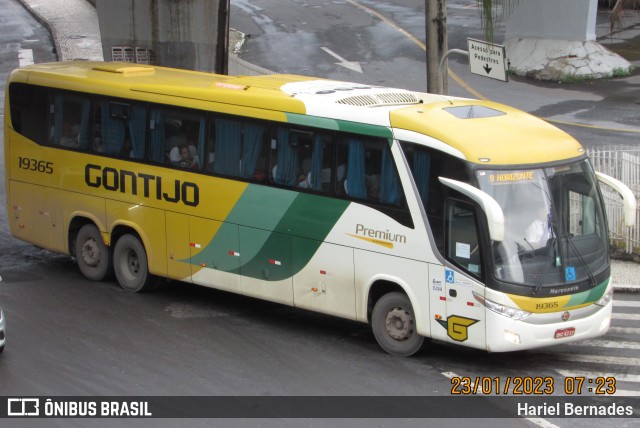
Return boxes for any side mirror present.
[439,177,505,242]
[595,171,637,227]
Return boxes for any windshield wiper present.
[565,234,597,287]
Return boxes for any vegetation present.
[601,0,640,30]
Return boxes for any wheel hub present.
[126,250,140,274]
[81,239,100,267]
[385,307,413,341]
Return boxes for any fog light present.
[599,316,610,332]
[503,330,521,344]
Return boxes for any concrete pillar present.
[95,0,229,73]
[504,0,631,80]
[505,0,597,42]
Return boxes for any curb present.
[15,0,60,61]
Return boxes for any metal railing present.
[588,146,640,253]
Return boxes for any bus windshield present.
[476,160,608,289]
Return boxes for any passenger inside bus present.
[174,144,199,169]
[59,121,79,147]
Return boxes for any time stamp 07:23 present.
[450,376,616,395]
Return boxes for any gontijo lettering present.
[84,164,199,206]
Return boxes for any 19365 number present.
[18,157,53,174]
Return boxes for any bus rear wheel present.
[75,224,112,281]
[371,292,424,356]
[113,234,155,292]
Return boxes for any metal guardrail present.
[588,147,640,253]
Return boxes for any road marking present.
[346,0,426,50]
[345,0,640,134]
[573,339,640,350]
[557,369,640,383]
[441,371,559,428]
[320,47,362,73]
[345,0,484,98]
[550,353,640,366]
[608,326,640,334]
[610,389,640,396]
[612,313,640,321]
[18,48,34,67]
[544,118,640,134]
[614,300,640,307]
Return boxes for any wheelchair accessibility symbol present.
[565,266,576,282]
[445,269,455,284]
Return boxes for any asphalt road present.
[0,1,639,427]
[231,0,640,148]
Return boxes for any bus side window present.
[270,126,300,187]
[50,91,91,150]
[208,116,267,181]
[9,83,49,146]
[307,133,334,193]
[89,100,146,159]
[150,106,204,169]
[268,126,334,192]
[127,104,147,159]
[338,135,403,206]
[401,141,474,252]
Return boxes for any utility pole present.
[425,0,448,94]
[216,0,230,74]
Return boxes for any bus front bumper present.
[484,300,612,352]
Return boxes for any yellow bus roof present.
[13,61,584,166]
[389,100,584,166]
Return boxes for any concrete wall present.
[96,0,227,72]
[505,0,598,42]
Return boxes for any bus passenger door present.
[189,217,241,294]
[442,200,486,350]
[239,226,293,305]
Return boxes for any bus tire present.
[75,224,112,281]
[371,292,424,356]
[113,234,155,293]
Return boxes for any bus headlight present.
[595,289,613,307]
[473,293,531,321]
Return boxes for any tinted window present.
[149,106,205,169]
[9,83,49,145]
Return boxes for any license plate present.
[554,327,576,339]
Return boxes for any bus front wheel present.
[371,292,424,356]
[113,234,155,293]
[75,224,112,281]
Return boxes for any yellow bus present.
[5,61,635,355]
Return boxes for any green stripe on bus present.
[238,192,349,280]
[285,112,393,139]
[565,278,609,307]
[190,186,349,280]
